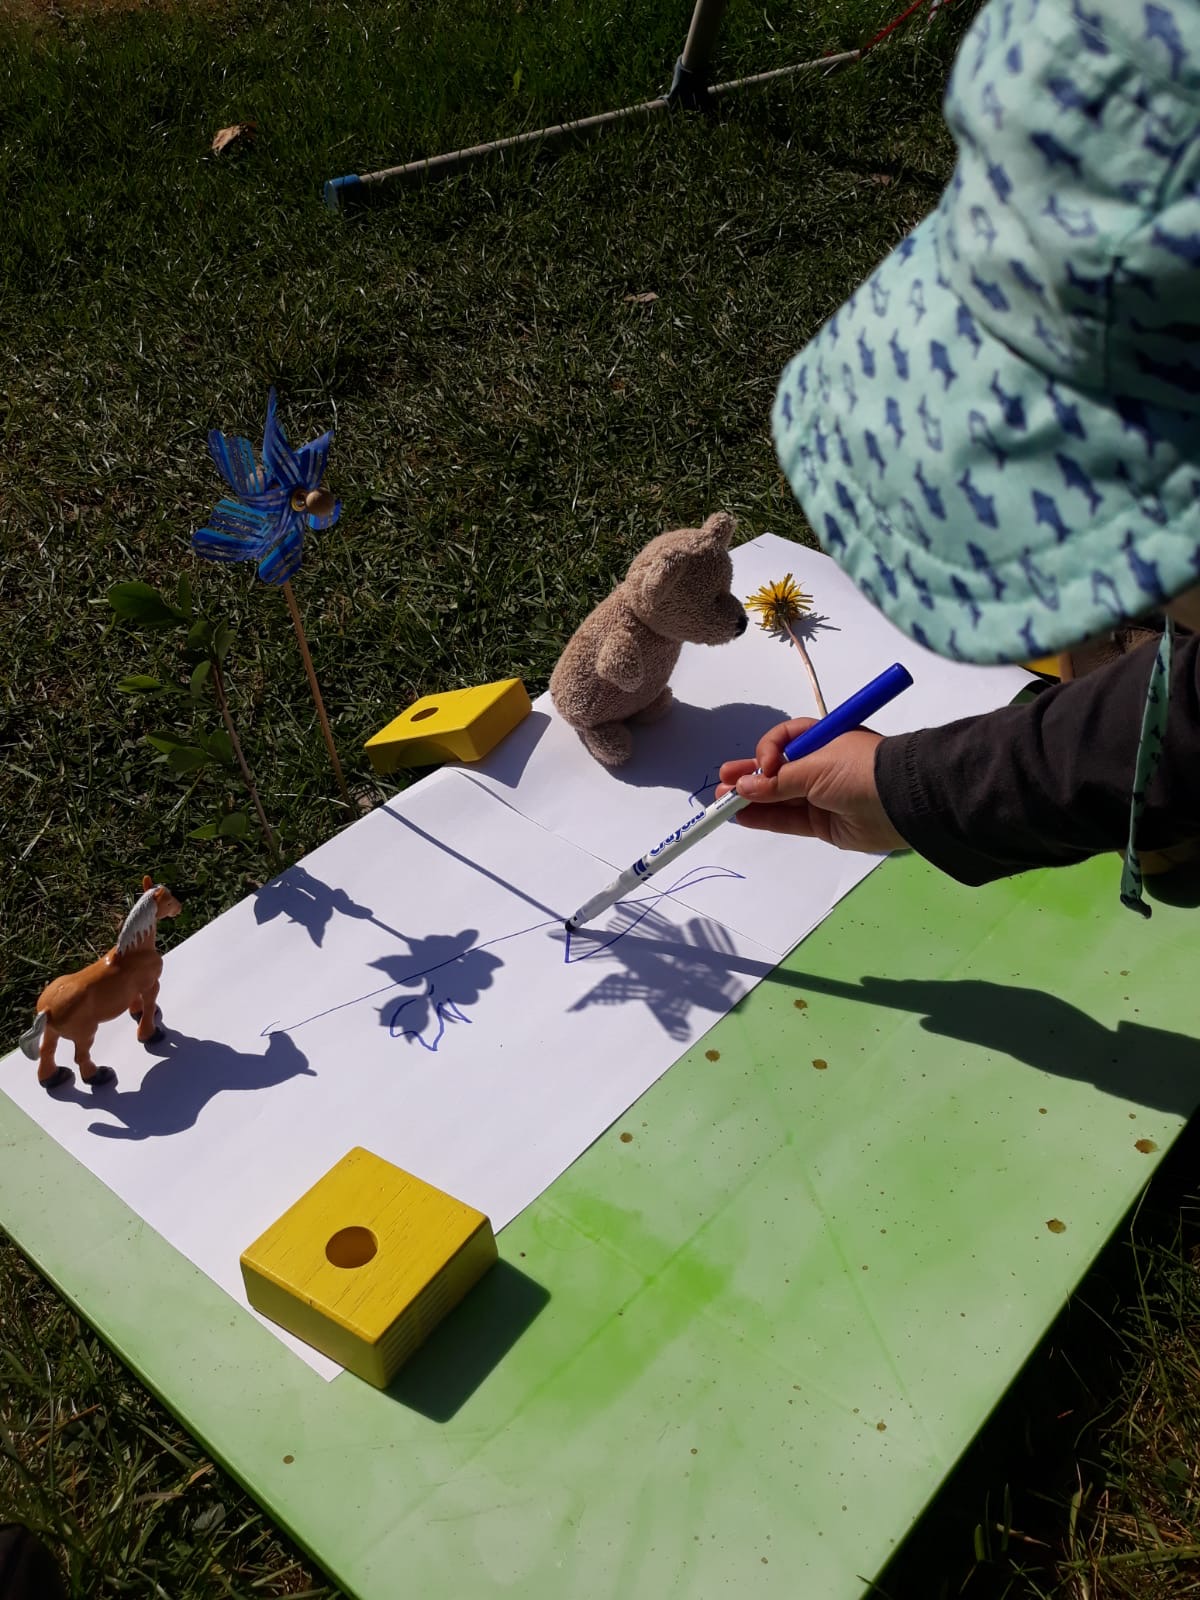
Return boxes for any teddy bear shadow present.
[53,1029,315,1141]
[612,698,792,797]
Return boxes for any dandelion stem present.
[784,620,827,716]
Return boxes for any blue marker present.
[564,663,914,931]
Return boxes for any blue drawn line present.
[389,991,473,1050]
[259,864,746,1049]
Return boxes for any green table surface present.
[2,848,1197,1599]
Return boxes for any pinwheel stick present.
[282,580,351,806]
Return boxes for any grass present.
[2,0,1198,1594]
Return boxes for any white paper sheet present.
[0,772,780,1375]
[470,535,1031,953]
[0,534,1030,1376]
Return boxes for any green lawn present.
[1,1,1197,1594]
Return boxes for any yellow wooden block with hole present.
[240,1147,498,1388]
[1025,655,1064,678]
[364,678,532,773]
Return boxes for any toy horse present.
[19,876,182,1091]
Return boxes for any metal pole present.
[327,96,670,205]
[323,2,879,208]
[668,0,730,108]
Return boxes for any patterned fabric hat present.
[772,0,1200,669]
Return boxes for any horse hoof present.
[140,1026,164,1046]
[84,1066,116,1090]
[40,1067,73,1092]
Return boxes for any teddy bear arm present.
[595,627,644,693]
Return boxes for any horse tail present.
[19,1012,46,1061]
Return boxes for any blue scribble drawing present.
[388,987,477,1051]
[261,863,748,1053]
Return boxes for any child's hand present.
[716,722,908,855]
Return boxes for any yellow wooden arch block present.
[240,1147,498,1387]
[364,678,532,773]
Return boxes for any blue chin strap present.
[1120,617,1175,917]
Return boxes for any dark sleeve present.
[874,633,1200,886]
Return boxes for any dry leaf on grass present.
[623,291,658,304]
[212,122,256,155]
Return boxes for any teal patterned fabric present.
[1119,616,1175,916]
[772,0,1200,668]
[771,0,1200,914]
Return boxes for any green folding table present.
[2,847,1196,1598]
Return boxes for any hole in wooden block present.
[326,1226,378,1268]
[410,706,438,722]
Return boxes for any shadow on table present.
[384,1259,549,1422]
[759,968,1200,1119]
[252,864,407,948]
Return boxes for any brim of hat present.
[772,212,1200,666]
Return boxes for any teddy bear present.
[550,511,747,766]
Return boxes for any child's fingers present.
[733,799,817,838]
[755,716,819,776]
[716,757,758,791]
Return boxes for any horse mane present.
[116,886,161,955]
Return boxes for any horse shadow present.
[370,931,505,1051]
[54,1029,315,1140]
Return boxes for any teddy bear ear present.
[627,544,693,612]
[700,511,736,549]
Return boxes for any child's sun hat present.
[771,0,1200,912]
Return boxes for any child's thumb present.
[734,771,776,801]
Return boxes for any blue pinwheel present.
[191,388,351,805]
[193,388,340,587]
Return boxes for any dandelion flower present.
[745,573,826,715]
[745,573,813,637]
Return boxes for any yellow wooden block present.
[364,678,532,773]
[1024,655,1064,678]
[240,1148,498,1387]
